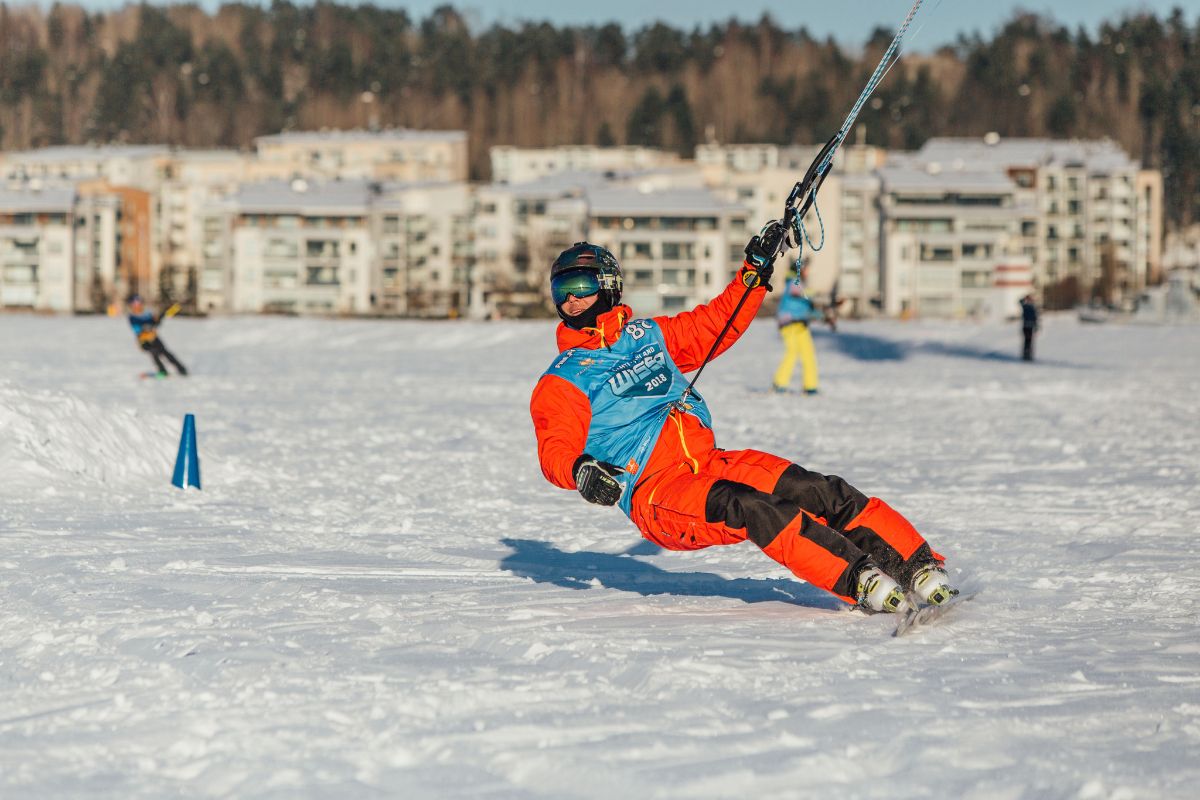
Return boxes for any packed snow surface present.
[1,312,1198,798]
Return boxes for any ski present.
[893,591,979,637]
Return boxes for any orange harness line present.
[581,309,628,349]
[669,408,701,474]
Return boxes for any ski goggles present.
[550,269,602,305]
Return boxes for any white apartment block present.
[205,178,471,316]
[586,188,751,314]
[696,143,888,309]
[490,146,683,185]
[474,168,748,317]
[879,164,1030,318]
[0,187,75,311]
[0,145,170,190]
[254,129,468,183]
[162,151,261,305]
[373,182,473,316]
[224,179,377,314]
[914,137,1162,306]
[838,173,883,317]
[0,184,124,313]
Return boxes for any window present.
[662,242,694,261]
[661,268,696,287]
[920,245,955,262]
[621,241,652,260]
[896,218,952,233]
[306,266,339,285]
[264,238,298,259]
[306,240,340,259]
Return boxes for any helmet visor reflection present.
[551,269,602,305]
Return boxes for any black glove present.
[742,219,788,290]
[573,455,625,506]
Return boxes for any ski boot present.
[909,563,959,606]
[855,566,908,613]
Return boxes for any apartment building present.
[254,129,468,183]
[913,137,1162,307]
[587,188,751,314]
[490,145,683,185]
[204,178,471,316]
[161,151,263,307]
[878,163,1031,318]
[0,186,75,311]
[0,145,169,189]
[473,175,589,316]
[475,167,747,317]
[838,172,883,317]
[0,183,126,313]
[223,179,376,314]
[1,146,170,303]
[373,182,473,316]
[696,143,888,309]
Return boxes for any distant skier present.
[772,260,821,395]
[1020,293,1039,361]
[529,233,956,614]
[127,294,188,377]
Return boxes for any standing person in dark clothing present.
[1020,294,1039,361]
[529,232,957,614]
[127,294,188,377]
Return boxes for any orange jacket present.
[530,264,766,494]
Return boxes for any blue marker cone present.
[172,413,201,490]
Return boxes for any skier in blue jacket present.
[772,260,822,394]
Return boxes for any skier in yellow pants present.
[772,261,820,395]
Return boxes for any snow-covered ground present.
[1,311,1198,798]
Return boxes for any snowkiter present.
[127,295,188,377]
[529,235,956,613]
[772,260,821,395]
[1020,294,1039,361]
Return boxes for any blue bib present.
[543,319,712,516]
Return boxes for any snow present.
[1,311,1198,798]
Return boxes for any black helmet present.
[550,242,622,308]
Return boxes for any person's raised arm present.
[657,221,787,373]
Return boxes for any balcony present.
[2,264,39,284]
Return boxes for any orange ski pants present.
[630,448,939,603]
